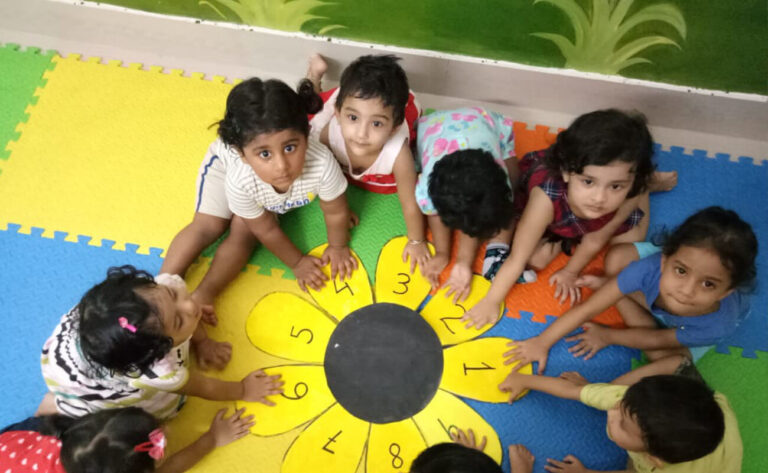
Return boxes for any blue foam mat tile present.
[647,147,768,357]
[0,228,163,428]
[471,312,639,471]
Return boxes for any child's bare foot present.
[649,170,677,192]
[35,393,57,416]
[559,371,589,386]
[574,274,606,290]
[508,444,535,473]
[306,53,328,93]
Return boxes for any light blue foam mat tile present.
[646,147,768,357]
[470,312,640,472]
[0,225,163,428]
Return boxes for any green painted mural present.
[95,0,766,95]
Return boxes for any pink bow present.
[118,317,137,333]
[134,428,166,460]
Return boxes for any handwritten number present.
[389,443,403,468]
[393,272,410,295]
[437,418,459,439]
[333,279,354,295]
[280,382,308,400]
[322,430,342,454]
[290,325,314,344]
[462,362,494,375]
[439,316,462,335]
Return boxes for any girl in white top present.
[161,77,357,299]
[38,266,283,420]
[306,54,429,274]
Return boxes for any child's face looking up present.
[335,95,397,157]
[563,160,634,220]
[239,129,308,193]
[138,283,202,347]
[658,245,734,316]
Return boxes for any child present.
[1,406,253,473]
[161,76,356,300]
[505,207,757,384]
[415,107,520,300]
[306,54,429,273]
[39,266,283,420]
[464,109,675,327]
[498,373,742,472]
[411,428,534,473]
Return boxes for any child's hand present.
[422,252,449,287]
[498,371,529,404]
[565,322,609,360]
[504,336,550,374]
[207,407,255,447]
[444,263,472,303]
[191,292,217,326]
[241,370,284,405]
[402,241,431,274]
[450,428,487,452]
[292,255,329,292]
[461,297,500,329]
[193,337,232,371]
[549,268,582,306]
[321,245,358,281]
[545,455,588,473]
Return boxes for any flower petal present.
[366,419,427,473]
[420,275,501,345]
[246,293,336,363]
[374,236,433,310]
[307,243,373,322]
[440,337,533,403]
[235,365,335,436]
[412,389,502,463]
[282,403,369,473]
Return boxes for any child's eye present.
[611,184,625,190]
[372,121,383,127]
[259,150,271,159]
[582,178,593,186]
[347,114,358,122]
[702,280,716,289]
[284,144,296,153]
[674,266,686,275]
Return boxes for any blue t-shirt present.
[616,252,746,358]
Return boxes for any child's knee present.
[604,243,639,275]
[191,214,230,240]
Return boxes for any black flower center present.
[324,303,443,424]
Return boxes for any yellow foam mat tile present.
[0,54,232,254]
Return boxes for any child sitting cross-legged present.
[499,372,742,473]
[37,266,283,420]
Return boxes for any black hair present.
[217,77,322,149]
[661,206,758,289]
[335,55,410,126]
[60,408,160,473]
[622,375,725,463]
[410,443,503,473]
[546,109,655,197]
[429,149,514,239]
[77,265,173,376]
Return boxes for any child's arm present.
[422,215,452,287]
[462,187,554,328]
[392,145,430,273]
[190,324,232,371]
[567,323,680,360]
[498,371,583,404]
[549,196,642,305]
[505,278,624,373]
[318,193,358,280]
[156,408,254,473]
[242,212,327,291]
[176,370,283,403]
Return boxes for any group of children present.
[1,53,757,473]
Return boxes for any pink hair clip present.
[118,317,137,333]
[133,428,166,460]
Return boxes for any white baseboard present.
[1,0,766,159]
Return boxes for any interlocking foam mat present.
[0,44,766,472]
